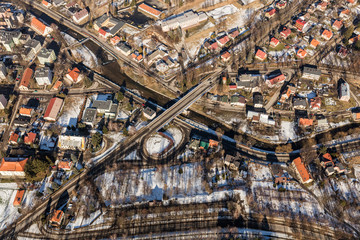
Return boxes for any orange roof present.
[281,28,291,38]
[299,118,313,126]
[270,37,279,46]
[268,74,285,85]
[51,210,64,224]
[67,67,80,82]
[266,8,276,16]
[52,80,63,90]
[221,51,231,60]
[24,132,37,144]
[310,38,319,48]
[98,28,107,36]
[136,54,143,61]
[322,29,333,39]
[323,153,332,162]
[9,133,19,143]
[58,161,72,170]
[20,68,33,89]
[13,190,25,207]
[317,2,327,9]
[110,36,121,45]
[341,9,350,15]
[332,20,343,30]
[210,42,219,50]
[218,35,230,45]
[138,3,162,17]
[348,0,355,3]
[31,17,46,35]
[297,48,307,58]
[209,139,219,148]
[19,107,32,116]
[0,158,28,172]
[356,112,360,119]
[42,0,49,6]
[293,157,311,183]
[255,49,267,60]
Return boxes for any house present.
[35,67,52,86]
[24,132,37,145]
[82,108,97,127]
[266,74,285,87]
[302,66,321,80]
[110,36,121,46]
[37,48,56,65]
[293,97,307,109]
[58,160,72,170]
[0,158,28,177]
[216,35,230,46]
[221,51,231,62]
[337,46,348,59]
[50,210,64,227]
[298,118,313,127]
[230,95,246,106]
[58,135,86,151]
[236,73,260,90]
[42,0,51,8]
[259,113,275,126]
[23,39,41,61]
[131,52,143,62]
[161,10,208,32]
[19,107,34,117]
[295,19,308,32]
[309,38,319,48]
[0,62,6,79]
[297,48,307,58]
[292,157,313,184]
[279,86,296,103]
[332,20,343,31]
[0,94,7,109]
[19,68,33,91]
[228,29,240,40]
[280,27,291,39]
[13,189,25,207]
[270,37,279,48]
[321,153,334,168]
[334,163,345,174]
[44,97,64,121]
[253,92,263,108]
[349,35,360,44]
[317,118,328,127]
[310,97,321,110]
[52,80,63,91]
[138,3,162,19]
[338,79,350,101]
[276,1,287,9]
[265,8,276,18]
[209,41,219,51]
[2,37,14,52]
[30,17,52,36]
[9,132,19,145]
[347,0,357,5]
[115,42,132,56]
[72,8,88,24]
[339,9,350,20]
[92,100,118,118]
[316,1,328,11]
[53,0,65,7]
[255,49,267,61]
[98,28,111,39]
[143,106,156,120]
[66,67,83,83]
[325,166,335,176]
[321,29,333,41]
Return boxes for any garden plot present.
[57,97,84,127]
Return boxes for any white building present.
[0,62,6,79]
[339,79,350,102]
[302,66,321,80]
[35,67,52,86]
[0,94,7,109]
[37,48,56,65]
[161,10,208,32]
[72,8,89,24]
[58,135,86,151]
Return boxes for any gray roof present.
[253,92,263,105]
[25,39,41,49]
[38,48,54,58]
[82,108,97,123]
[109,103,118,113]
[293,97,307,106]
[116,42,131,52]
[303,66,321,76]
[34,67,51,78]
[143,106,155,116]
[92,100,112,111]
[95,15,109,27]
[109,21,125,35]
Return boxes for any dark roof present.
[92,100,112,110]
[143,106,156,116]
[109,21,125,35]
[303,66,321,76]
[94,15,109,27]
[293,97,307,106]
[82,108,97,123]
[253,92,263,105]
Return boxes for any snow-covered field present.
[62,33,98,68]
[248,162,273,181]
[146,134,170,155]
[207,4,239,20]
[280,121,297,141]
[66,210,102,230]
[57,97,84,127]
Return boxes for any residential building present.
[266,74,285,88]
[72,8,89,24]
[161,10,208,32]
[292,157,313,184]
[110,36,121,46]
[280,27,291,39]
[276,0,287,9]
[22,39,41,61]
[302,66,321,80]
[19,68,33,91]
[66,67,83,83]
[0,158,28,177]
[293,97,307,109]
[19,107,34,117]
[58,135,86,151]
[30,17,52,36]
[270,37,279,48]
[92,100,118,118]
[115,42,132,56]
[44,97,64,121]
[58,160,72,170]
[255,49,267,61]
[0,94,7,109]
[143,106,156,120]
[9,133,19,145]
[316,1,328,11]
[221,51,231,62]
[138,3,162,19]
[42,0,51,8]
[321,29,333,40]
[310,97,321,110]
[13,189,25,207]
[131,52,143,62]
[253,92,263,108]
[37,48,56,65]
[2,37,14,52]
[332,20,343,31]
[259,113,275,126]
[98,28,111,38]
[339,9,350,20]
[309,38,319,48]
[216,35,230,47]
[82,108,97,127]
[265,8,276,18]
[228,29,240,40]
[34,67,52,86]
[338,79,350,101]
[52,80,63,91]
[236,73,260,90]
[297,48,307,58]
[298,118,313,127]
[50,210,64,227]
[337,46,348,59]
[334,163,345,174]
[0,62,6,79]
[295,19,308,32]
[24,132,37,145]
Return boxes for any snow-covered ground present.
[57,97,84,127]
[321,52,349,68]
[146,134,170,155]
[207,4,239,20]
[39,135,57,151]
[248,162,273,181]
[0,183,20,231]
[62,33,98,68]
[66,209,102,230]
[280,121,297,141]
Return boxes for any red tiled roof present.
[31,17,46,35]
[310,97,321,109]
[98,28,107,36]
[221,51,231,60]
[44,97,63,121]
[0,158,28,172]
[255,49,267,60]
[110,36,121,45]
[323,153,333,162]
[299,118,313,126]
[52,80,63,90]
[310,38,320,48]
[229,30,240,38]
[20,68,33,89]
[297,48,307,58]
[210,42,218,50]
[295,19,306,31]
[270,37,279,46]
[24,132,37,144]
[58,161,72,170]
[19,107,32,116]
[73,8,88,21]
[51,210,64,224]
[67,67,80,82]
[332,20,343,30]
[138,3,162,17]
[268,74,285,85]
[42,0,49,6]
[9,133,19,143]
[13,190,25,207]
[218,35,230,45]
[293,157,312,183]
[280,28,291,38]
[266,8,276,16]
[322,29,333,39]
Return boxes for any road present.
[0,70,222,239]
